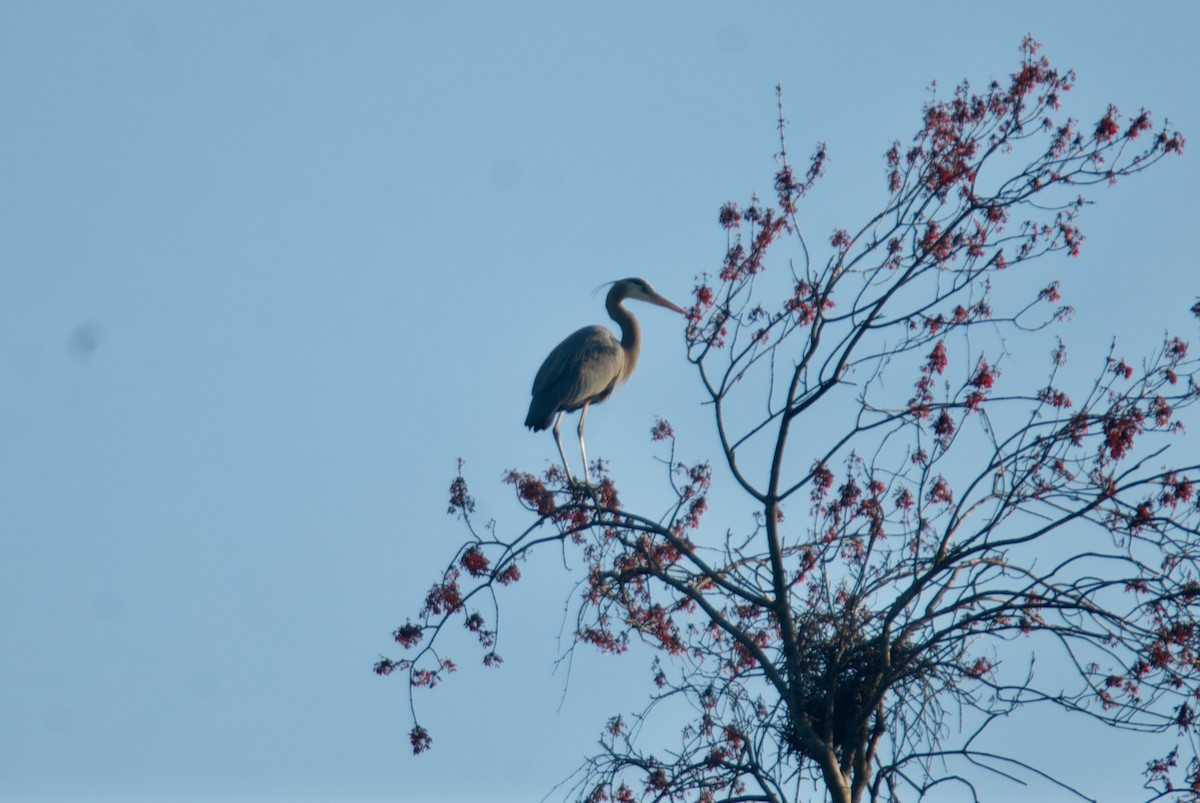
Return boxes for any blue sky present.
[2,3,1198,801]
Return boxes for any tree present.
[378,37,1197,802]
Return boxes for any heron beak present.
[649,292,687,315]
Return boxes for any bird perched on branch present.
[525,278,685,486]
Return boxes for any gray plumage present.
[525,325,628,431]
[525,278,684,485]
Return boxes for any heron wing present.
[531,325,625,413]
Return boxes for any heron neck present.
[607,295,641,375]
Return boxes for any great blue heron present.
[525,278,685,485]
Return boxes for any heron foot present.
[566,476,594,492]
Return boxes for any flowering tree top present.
[380,37,1197,803]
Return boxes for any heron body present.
[525,278,684,485]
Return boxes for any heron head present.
[609,277,686,314]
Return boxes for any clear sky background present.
[2,3,1198,802]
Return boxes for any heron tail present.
[525,397,556,431]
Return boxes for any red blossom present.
[1059,222,1083,256]
[921,222,951,260]
[1094,104,1120,142]
[723,724,746,751]
[460,546,490,577]
[1037,386,1072,409]
[579,624,628,655]
[1161,474,1194,508]
[719,243,746,282]
[1151,395,1172,427]
[838,478,862,510]
[681,495,708,530]
[448,461,475,515]
[1125,110,1152,139]
[718,202,741,229]
[774,164,798,211]
[932,409,955,447]
[410,725,432,754]
[1158,130,1187,154]
[811,462,834,502]
[1103,406,1145,460]
[394,622,423,648]
[1146,748,1179,784]
[927,342,948,374]
[421,573,464,616]
[927,475,954,505]
[650,417,675,442]
[1051,459,1075,481]
[966,656,993,679]
[693,283,714,310]
[504,469,556,516]
[970,359,996,390]
[1052,338,1068,366]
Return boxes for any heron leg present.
[552,411,575,484]
[577,402,591,486]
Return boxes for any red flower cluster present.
[718,202,741,229]
[909,342,949,419]
[933,409,955,448]
[650,417,675,442]
[420,572,463,617]
[409,725,432,754]
[811,461,835,502]
[448,464,475,516]
[1037,386,1072,409]
[926,475,954,505]
[1094,104,1121,142]
[970,359,996,390]
[1102,405,1146,460]
[503,469,556,516]
[393,622,423,647]
[459,546,490,577]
